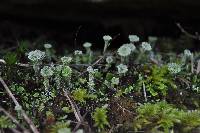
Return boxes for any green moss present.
[92,107,109,130]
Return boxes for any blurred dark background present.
[0,0,200,51]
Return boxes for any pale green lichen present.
[83,42,93,64]
[40,66,54,77]
[184,49,192,57]
[40,66,54,94]
[123,43,136,52]
[74,50,82,64]
[61,56,72,65]
[116,64,128,74]
[62,66,72,78]
[28,50,45,62]
[44,43,52,49]
[141,42,152,51]
[54,65,63,90]
[117,45,132,57]
[28,50,46,75]
[129,35,140,43]
[106,56,113,64]
[103,35,112,42]
[83,42,92,48]
[103,35,112,54]
[167,63,181,74]
[111,77,119,86]
[87,66,97,92]
[74,50,83,55]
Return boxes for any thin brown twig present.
[108,126,115,133]
[0,59,103,68]
[0,77,39,133]
[112,33,121,41]
[73,112,88,132]
[63,90,91,132]
[0,106,28,132]
[0,59,30,67]
[70,120,87,126]
[142,82,147,102]
[78,56,105,77]
[63,90,84,122]
[10,128,22,133]
[191,54,194,73]
[176,23,200,40]
[176,77,190,89]
[196,60,200,74]
[150,58,159,65]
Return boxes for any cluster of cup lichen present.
[1,34,200,133]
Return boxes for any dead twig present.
[63,90,84,122]
[78,56,105,77]
[63,90,91,132]
[176,23,200,40]
[197,60,200,74]
[10,128,22,133]
[191,54,194,73]
[73,112,88,132]
[150,58,159,65]
[142,82,147,102]
[0,58,104,68]
[0,77,39,133]
[176,77,191,89]
[0,59,30,67]
[108,126,115,133]
[0,106,29,132]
